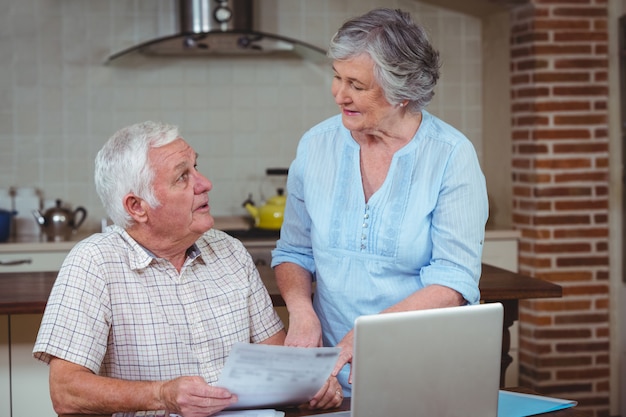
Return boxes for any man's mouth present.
[195,201,210,211]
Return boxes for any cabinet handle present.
[0,258,33,266]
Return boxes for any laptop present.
[326,302,504,417]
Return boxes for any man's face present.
[145,138,214,242]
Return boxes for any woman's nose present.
[333,83,350,105]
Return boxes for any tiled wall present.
[0,0,482,232]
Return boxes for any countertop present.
[0,264,561,315]
[0,216,521,252]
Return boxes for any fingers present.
[332,331,354,377]
[307,377,344,410]
[162,376,237,417]
[331,349,353,377]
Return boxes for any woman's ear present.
[123,194,148,224]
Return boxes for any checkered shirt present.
[33,225,284,384]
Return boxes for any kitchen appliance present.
[0,209,16,243]
[242,168,288,230]
[243,190,285,230]
[106,0,327,64]
[32,199,88,242]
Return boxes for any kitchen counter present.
[0,216,255,251]
[0,216,520,251]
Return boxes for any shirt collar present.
[109,224,201,269]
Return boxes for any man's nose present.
[195,172,212,193]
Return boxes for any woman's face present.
[331,54,396,134]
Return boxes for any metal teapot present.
[32,199,87,241]
[243,188,286,230]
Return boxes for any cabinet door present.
[0,252,67,272]
[482,239,518,272]
[0,315,10,417]
[10,314,55,417]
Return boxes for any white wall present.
[0,0,483,232]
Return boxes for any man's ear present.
[123,194,148,224]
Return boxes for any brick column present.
[509,1,610,416]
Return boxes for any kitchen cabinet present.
[0,251,67,272]
[0,315,10,417]
[0,240,76,273]
[482,230,519,272]
[0,313,54,417]
[0,240,74,417]
[10,314,54,417]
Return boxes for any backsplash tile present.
[0,0,482,232]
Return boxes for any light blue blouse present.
[271,111,489,393]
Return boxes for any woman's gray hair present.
[94,121,180,228]
[328,8,441,112]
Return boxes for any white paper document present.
[114,410,284,417]
[214,410,285,417]
[217,342,341,409]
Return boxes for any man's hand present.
[159,376,237,417]
[49,358,237,416]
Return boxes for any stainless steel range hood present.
[106,0,328,64]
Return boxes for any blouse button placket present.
[361,204,370,250]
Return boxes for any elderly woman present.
[272,8,489,396]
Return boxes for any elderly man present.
[33,121,341,417]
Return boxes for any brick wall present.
[509,1,611,416]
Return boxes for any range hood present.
[106,0,328,64]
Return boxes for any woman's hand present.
[284,309,323,348]
[303,376,344,410]
[332,330,355,384]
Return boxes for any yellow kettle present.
[243,188,286,230]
